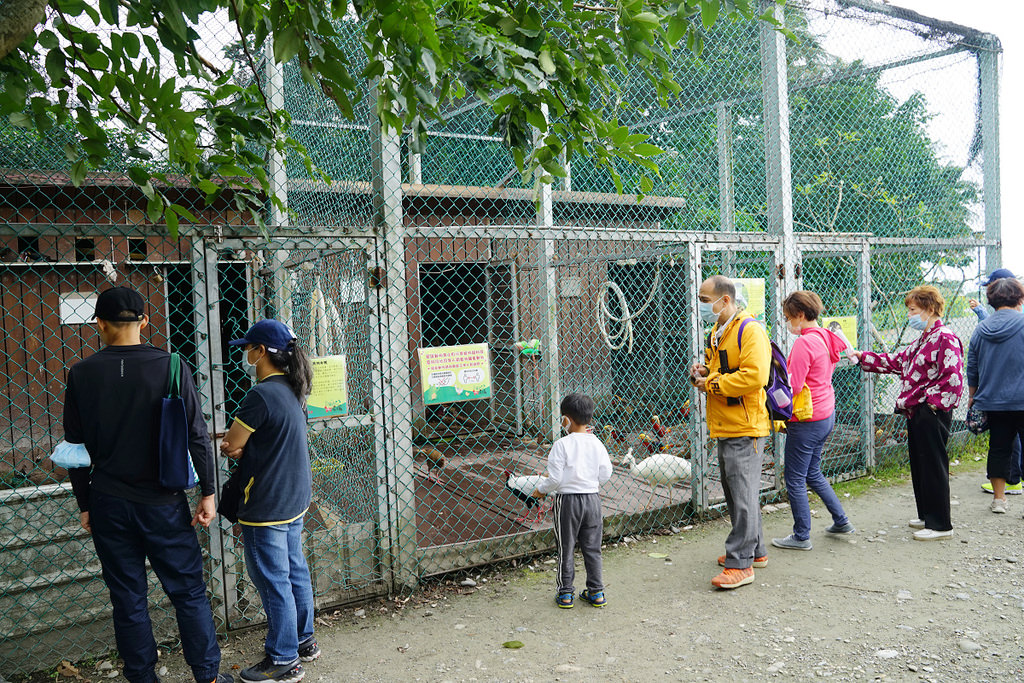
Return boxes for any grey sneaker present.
[991,498,1008,514]
[239,657,304,683]
[771,534,812,551]
[825,522,856,535]
[298,638,321,662]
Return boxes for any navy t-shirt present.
[233,375,312,525]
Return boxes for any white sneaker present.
[908,519,925,529]
[913,528,953,541]
[991,498,1008,514]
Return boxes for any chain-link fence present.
[0,0,1000,675]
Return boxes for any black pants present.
[986,411,1024,480]
[90,492,221,683]
[906,407,953,532]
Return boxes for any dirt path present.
[71,465,1024,682]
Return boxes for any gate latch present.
[369,266,386,289]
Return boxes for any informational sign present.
[733,278,766,322]
[418,343,492,405]
[821,316,858,350]
[307,355,348,419]
[59,294,98,325]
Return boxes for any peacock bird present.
[621,447,692,508]
[503,469,549,524]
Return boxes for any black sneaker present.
[298,638,321,662]
[239,656,304,683]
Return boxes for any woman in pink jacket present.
[772,291,855,551]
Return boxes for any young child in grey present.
[533,393,613,608]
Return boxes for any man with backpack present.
[692,275,773,590]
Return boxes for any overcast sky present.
[891,0,1021,277]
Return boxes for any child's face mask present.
[560,416,571,432]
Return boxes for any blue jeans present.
[783,414,849,541]
[89,492,220,683]
[241,518,315,664]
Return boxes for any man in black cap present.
[62,286,233,683]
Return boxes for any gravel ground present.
[54,463,1024,683]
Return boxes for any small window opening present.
[17,237,42,260]
[127,237,148,261]
[75,238,96,262]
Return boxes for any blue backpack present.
[737,318,794,422]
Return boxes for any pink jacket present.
[788,326,847,422]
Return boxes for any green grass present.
[830,433,988,499]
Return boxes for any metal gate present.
[193,234,389,631]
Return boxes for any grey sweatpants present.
[552,493,603,595]
[719,436,768,569]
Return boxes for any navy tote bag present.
[159,353,198,490]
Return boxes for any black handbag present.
[218,472,242,523]
[966,405,989,435]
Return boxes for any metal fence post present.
[370,79,419,590]
[716,102,736,277]
[536,118,561,443]
[688,240,709,512]
[263,44,290,320]
[859,240,876,470]
[760,1,799,299]
[979,35,1002,273]
[188,239,235,627]
[716,102,735,235]
[408,144,422,185]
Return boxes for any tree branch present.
[116,0,223,77]
[227,0,277,131]
[53,4,167,145]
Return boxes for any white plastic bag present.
[50,441,91,468]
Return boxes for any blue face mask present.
[908,313,928,331]
[699,295,724,324]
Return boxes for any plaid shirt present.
[859,319,964,416]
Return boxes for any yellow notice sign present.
[418,343,492,405]
[733,278,766,322]
[821,316,858,350]
[307,355,348,419]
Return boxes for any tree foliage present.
[0,0,784,234]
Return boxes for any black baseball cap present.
[228,319,297,353]
[94,287,145,322]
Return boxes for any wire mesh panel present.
[866,244,982,470]
[207,237,384,630]
[0,224,207,671]
[400,228,708,577]
[800,251,870,479]
[698,247,784,507]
